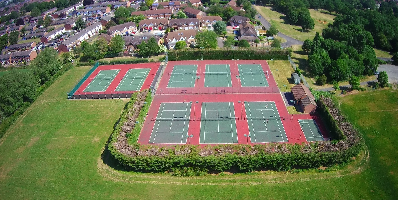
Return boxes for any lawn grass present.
[255,6,335,41]
[0,66,397,199]
[374,48,392,58]
[267,60,295,92]
[17,38,40,44]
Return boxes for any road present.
[378,64,398,83]
[255,14,304,48]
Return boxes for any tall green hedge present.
[168,48,291,61]
[317,99,346,140]
[107,92,364,173]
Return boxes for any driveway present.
[217,37,224,48]
[378,64,398,83]
[255,14,303,48]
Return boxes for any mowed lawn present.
[0,66,397,199]
[255,6,335,41]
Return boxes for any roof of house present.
[183,7,202,15]
[300,95,316,108]
[108,22,136,34]
[291,84,315,102]
[46,26,65,37]
[200,16,222,23]
[189,0,201,4]
[158,1,181,6]
[7,42,35,50]
[25,32,45,38]
[123,34,160,47]
[139,19,169,28]
[0,54,10,60]
[11,50,33,58]
[63,22,102,46]
[229,15,249,24]
[165,30,197,43]
[98,34,112,42]
[169,18,199,26]
[239,22,257,37]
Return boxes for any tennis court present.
[149,102,192,144]
[84,69,119,92]
[244,101,287,143]
[116,68,150,91]
[167,65,197,88]
[238,64,269,87]
[204,64,231,87]
[298,119,324,142]
[200,102,238,144]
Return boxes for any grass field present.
[255,6,335,41]
[17,38,40,44]
[267,60,295,92]
[0,66,397,199]
[374,48,392,58]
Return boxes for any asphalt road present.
[378,64,398,83]
[255,14,304,48]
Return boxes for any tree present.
[31,48,62,85]
[44,15,53,27]
[271,38,281,48]
[136,37,160,57]
[308,49,331,77]
[75,17,86,31]
[31,7,41,17]
[222,7,237,21]
[174,41,187,50]
[238,40,250,47]
[393,52,398,65]
[316,74,328,85]
[298,9,315,31]
[94,37,109,59]
[145,0,154,8]
[349,75,360,90]
[157,4,164,9]
[196,30,218,49]
[378,71,389,87]
[9,31,19,45]
[212,21,226,35]
[83,0,94,6]
[105,20,117,30]
[37,18,44,27]
[302,39,313,53]
[223,36,235,47]
[20,27,26,37]
[16,18,24,26]
[267,24,278,36]
[108,35,125,56]
[237,0,243,6]
[176,11,187,19]
[254,38,260,43]
[139,3,149,11]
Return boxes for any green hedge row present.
[317,99,346,140]
[98,58,149,65]
[168,48,291,61]
[107,93,363,173]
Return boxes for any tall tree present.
[267,24,278,36]
[31,7,41,17]
[195,30,218,49]
[83,0,94,6]
[108,35,125,56]
[136,37,160,57]
[8,31,19,45]
[75,17,86,31]
[31,48,62,85]
[94,37,109,59]
[174,41,186,50]
[145,0,154,8]
[378,71,389,87]
[176,11,187,19]
[302,39,312,53]
[44,15,53,27]
[212,21,226,35]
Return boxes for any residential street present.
[255,14,304,48]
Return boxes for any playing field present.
[238,64,269,87]
[149,102,191,144]
[167,65,197,88]
[245,101,287,143]
[200,102,238,144]
[116,68,150,91]
[204,64,232,87]
[84,69,119,92]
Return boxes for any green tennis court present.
[116,68,150,91]
[298,119,324,142]
[167,65,197,88]
[244,101,287,143]
[84,69,119,92]
[200,102,238,144]
[238,64,269,87]
[204,64,232,87]
[149,102,192,144]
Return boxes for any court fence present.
[150,55,168,96]
[69,93,134,99]
[67,61,99,99]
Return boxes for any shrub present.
[316,74,327,85]
[377,71,389,87]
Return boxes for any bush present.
[377,71,389,87]
[98,58,149,65]
[271,39,281,48]
[316,74,327,85]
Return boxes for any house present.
[225,0,243,12]
[24,32,45,39]
[189,0,202,7]
[62,22,102,49]
[108,22,137,36]
[123,34,161,54]
[73,7,111,17]
[3,42,36,53]
[24,24,36,32]
[200,16,222,30]
[183,7,206,19]
[139,19,169,32]
[169,18,200,30]
[229,15,249,27]
[131,9,173,19]
[291,84,317,114]
[0,54,11,66]
[57,44,69,53]
[238,21,258,42]
[44,26,65,41]
[291,73,300,84]
[152,1,181,11]
[165,29,197,49]
[10,50,37,64]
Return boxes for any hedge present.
[317,99,346,140]
[98,58,149,65]
[168,48,291,61]
[107,93,363,173]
